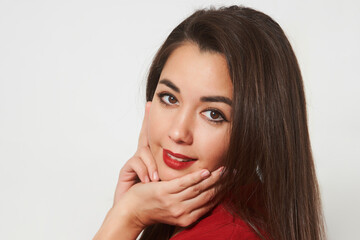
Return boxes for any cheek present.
[196,127,230,170]
[147,104,169,158]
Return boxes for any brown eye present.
[210,111,220,119]
[168,96,177,104]
[158,93,179,105]
[201,109,226,123]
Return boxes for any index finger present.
[138,101,152,148]
[164,167,223,193]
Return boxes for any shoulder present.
[170,204,262,240]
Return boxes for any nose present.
[168,109,193,145]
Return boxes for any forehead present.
[159,42,233,98]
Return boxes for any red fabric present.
[170,204,261,240]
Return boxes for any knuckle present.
[142,145,150,153]
[205,190,214,200]
[131,155,140,163]
[191,186,201,195]
[177,179,186,189]
[171,207,184,218]
[137,146,146,156]
[163,200,171,209]
[137,165,147,175]
[178,217,193,227]
[158,195,171,209]
[127,156,136,164]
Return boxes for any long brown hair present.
[141,5,325,240]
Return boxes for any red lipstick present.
[163,149,196,170]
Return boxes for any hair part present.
[142,5,325,240]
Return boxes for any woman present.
[94,6,326,240]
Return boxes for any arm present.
[93,201,142,240]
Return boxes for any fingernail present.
[153,171,159,181]
[219,166,225,175]
[201,170,210,178]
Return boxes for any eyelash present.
[157,92,179,106]
[202,108,228,124]
[156,92,228,124]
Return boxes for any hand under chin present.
[158,167,202,181]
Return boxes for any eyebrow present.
[159,79,180,93]
[159,78,232,106]
[200,96,232,106]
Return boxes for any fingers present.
[160,188,218,227]
[166,169,211,193]
[169,169,222,227]
[138,101,152,148]
[119,167,223,228]
[166,166,223,194]
[121,146,159,183]
[123,157,151,183]
[134,101,158,182]
[178,166,223,200]
[113,158,151,205]
[136,146,159,181]
[160,166,222,226]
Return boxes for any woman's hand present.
[113,102,159,205]
[122,166,223,228]
[95,167,223,240]
[94,102,223,239]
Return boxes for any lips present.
[163,149,197,170]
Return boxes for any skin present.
[93,43,233,240]
[148,42,233,180]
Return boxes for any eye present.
[157,92,179,105]
[201,109,227,123]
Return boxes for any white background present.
[0,0,359,239]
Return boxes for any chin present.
[158,166,192,181]
[158,170,183,181]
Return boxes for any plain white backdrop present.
[0,0,359,239]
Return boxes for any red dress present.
[170,204,261,240]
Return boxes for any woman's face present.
[148,42,233,181]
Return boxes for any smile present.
[163,149,197,170]
[167,153,193,162]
